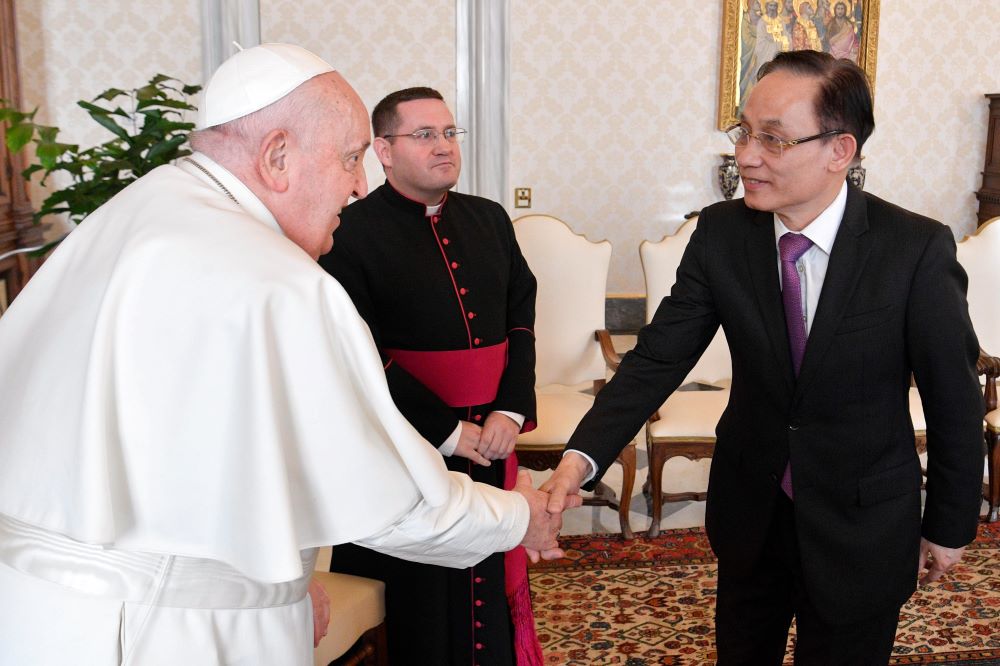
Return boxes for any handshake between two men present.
[454,414,587,563]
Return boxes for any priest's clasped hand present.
[478,412,520,460]
[454,421,490,466]
[513,469,583,563]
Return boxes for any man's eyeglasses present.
[724,124,846,157]
[382,128,468,144]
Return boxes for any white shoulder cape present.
[0,157,523,582]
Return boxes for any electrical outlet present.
[514,187,532,208]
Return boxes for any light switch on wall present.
[514,187,532,208]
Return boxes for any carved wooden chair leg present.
[987,427,999,523]
[615,443,636,540]
[646,437,667,539]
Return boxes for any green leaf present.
[5,123,35,153]
[37,125,60,142]
[136,98,196,111]
[135,84,159,101]
[93,87,127,102]
[78,100,131,118]
[145,135,186,162]
[87,112,129,139]
[20,163,44,179]
[35,141,75,169]
[0,108,25,123]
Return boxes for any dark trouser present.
[715,494,901,665]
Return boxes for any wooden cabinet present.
[0,0,44,313]
[976,94,1000,226]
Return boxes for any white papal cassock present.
[0,153,529,665]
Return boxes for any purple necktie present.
[779,232,813,498]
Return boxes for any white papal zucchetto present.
[196,43,335,129]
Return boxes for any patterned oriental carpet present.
[528,522,1000,665]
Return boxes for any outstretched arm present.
[354,469,580,568]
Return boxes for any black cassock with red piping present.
[319,181,538,666]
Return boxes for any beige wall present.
[15,1,1000,292]
[511,1,725,294]
[16,1,201,149]
[15,1,201,234]
[260,0,456,192]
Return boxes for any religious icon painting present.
[717,0,880,129]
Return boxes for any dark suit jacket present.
[567,185,984,623]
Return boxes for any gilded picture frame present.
[717,0,880,130]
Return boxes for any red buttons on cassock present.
[451,261,459,269]
[467,312,476,319]
[459,287,468,295]
[442,238,450,245]
[475,621,483,628]
[475,643,484,650]
[474,576,483,583]
[475,599,484,607]
[474,338,481,345]
[432,216,439,223]
[474,414,482,422]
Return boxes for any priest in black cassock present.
[319,87,540,666]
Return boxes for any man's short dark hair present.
[372,87,445,138]
[757,50,874,158]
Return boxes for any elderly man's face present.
[282,73,370,260]
[375,98,462,205]
[735,70,844,230]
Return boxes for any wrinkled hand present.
[308,577,330,648]
[918,537,966,585]
[453,421,490,466]
[513,469,583,563]
[478,412,520,460]
[540,451,591,514]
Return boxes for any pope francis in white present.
[0,44,564,665]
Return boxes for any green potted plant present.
[0,73,201,231]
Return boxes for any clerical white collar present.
[425,201,444,217]
[180,152,284,237]
[772,180,846,256]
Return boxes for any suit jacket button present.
[788,424,799,431]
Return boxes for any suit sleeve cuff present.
[563,449,598,484]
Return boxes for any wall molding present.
[455,0,509,208]
[200,0,260,83]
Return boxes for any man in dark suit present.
[543,50,985,664]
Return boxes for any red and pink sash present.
[383,339,543,664]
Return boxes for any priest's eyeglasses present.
[382,128,468,144]
[725,124,846,157]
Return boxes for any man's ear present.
[828,132,858,173]
[373,136,393,170]
[258,129,291,193]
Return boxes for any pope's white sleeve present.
[353,472,530,568]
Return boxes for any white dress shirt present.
[774,181,847,335]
